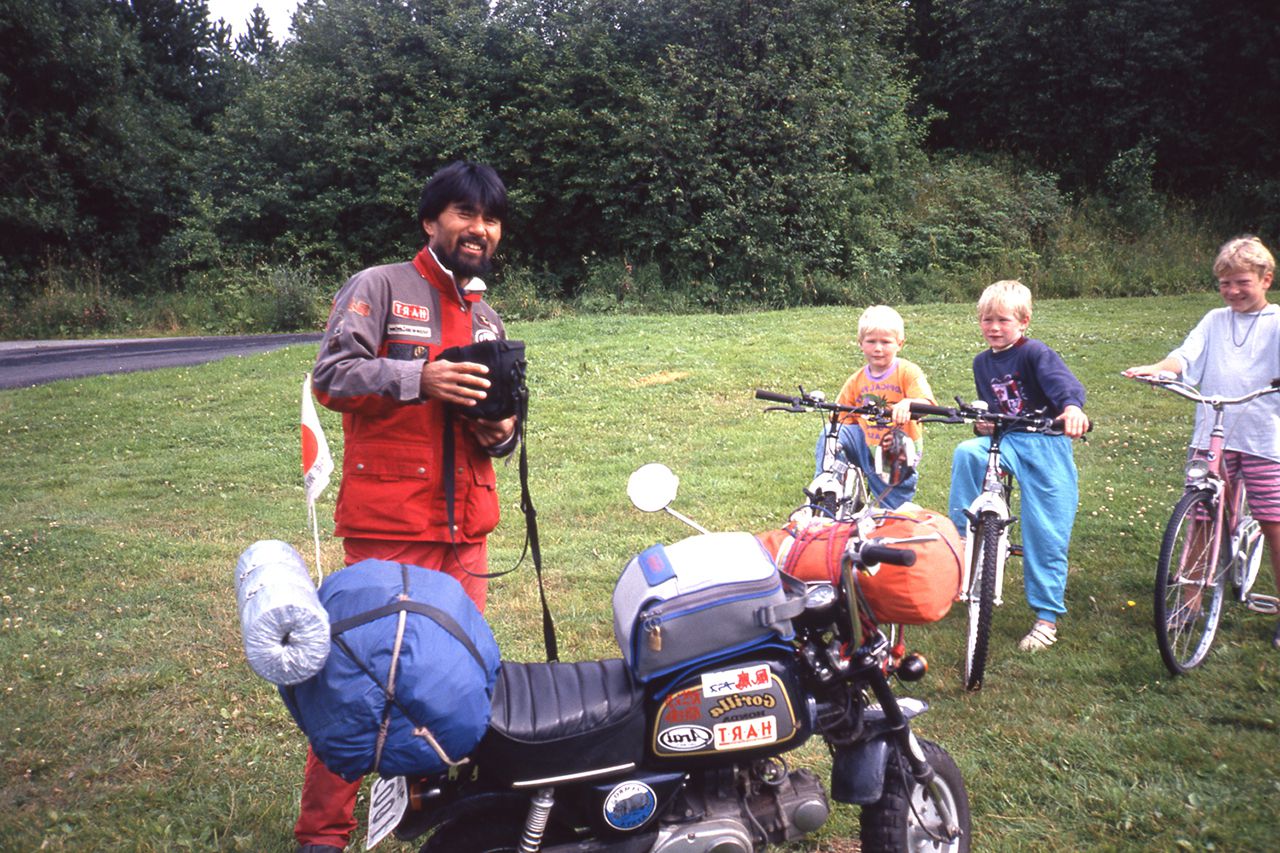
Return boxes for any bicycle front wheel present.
[964,514,1002,691]
[1154,489,1228,674]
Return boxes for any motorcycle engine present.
[650,764,829,853]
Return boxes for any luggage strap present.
[757,594,807,628]
[330,598,487,671]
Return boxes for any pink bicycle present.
[1133,373,1280,674]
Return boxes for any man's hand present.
[469,415,517,449]
[1059,404,1090,439]
[421,358,490,406]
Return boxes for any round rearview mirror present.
[627,463,679,513]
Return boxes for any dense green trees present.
[910,0,1280,204]
[194,0,925,302]
[0,0,237,292]
[2,0,1277,317]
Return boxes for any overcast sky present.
[206,0,302,38]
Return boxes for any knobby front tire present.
[963,515,1002,691]
[1154,489,1227,675]
[860,737,972,853]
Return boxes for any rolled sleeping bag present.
[235,540,330,685]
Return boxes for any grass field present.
[3,294,1278,851]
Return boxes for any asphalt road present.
[0,333,323,390]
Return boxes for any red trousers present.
[294,538,489,849]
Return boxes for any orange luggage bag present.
[757,506,962,625]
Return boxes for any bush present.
[135,266,332,335]
[0,260,131,339]
[1102,141,1166,236]
[892,154,1069,280]
[1037,199,1216,299]
[487,266,566,322]
[265,267,329,331]
[571,260,698,315]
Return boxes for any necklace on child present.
[1231,309,1263,347]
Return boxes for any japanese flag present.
[301,374,333,505]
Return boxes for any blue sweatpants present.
[947,430,1077,622]
[815,424,919,510]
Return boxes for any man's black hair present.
[417,161,508,224]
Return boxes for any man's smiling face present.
[423,201,503,280]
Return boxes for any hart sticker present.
[713,716,779,750]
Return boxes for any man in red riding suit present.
[296,162,518,852]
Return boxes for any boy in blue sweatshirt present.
[948,280,1090,651]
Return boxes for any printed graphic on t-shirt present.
[989,374,1023,414]
[855,376,904,443]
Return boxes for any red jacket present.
[312,247,508,542]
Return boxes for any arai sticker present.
[700,663,773,698]
[602,780,657,831]
[656,724,713,752]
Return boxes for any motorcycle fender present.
[828,699,926,807]
[829,736,891,805]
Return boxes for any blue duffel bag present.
[280,559,501,781]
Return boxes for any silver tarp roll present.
[234,540,330,685]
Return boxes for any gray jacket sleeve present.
[312,266,424,408]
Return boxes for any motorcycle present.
[371,463,971,853]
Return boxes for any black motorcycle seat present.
[477,658,648,785]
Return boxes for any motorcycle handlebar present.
[860,544,917,567]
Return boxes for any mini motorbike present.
[372,464,971,853]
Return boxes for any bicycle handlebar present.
[910,399,1070,434]
[759,388,1092,434]
[906,402,957,418]
[1128,373,1280,408]
[754,389,799,405]
[755,387,902,422]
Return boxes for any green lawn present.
[2,295,1278,851]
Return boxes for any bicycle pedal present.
[1009,544,1024,558]
[1246,593,1280,615]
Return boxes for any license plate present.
[365,775,408,850]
